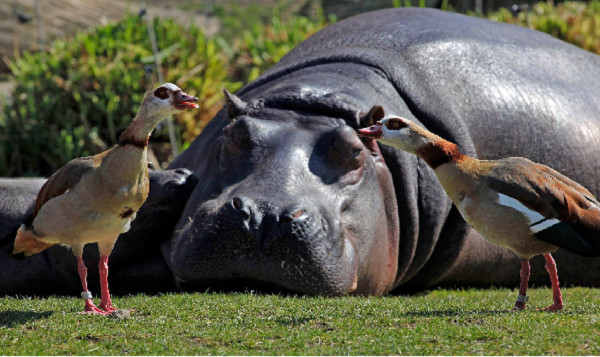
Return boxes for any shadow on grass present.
[275,316,316,326]
[399,306,600,317]
[0,310,53,328]
[399,309,511,318]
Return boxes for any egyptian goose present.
[11,83,198,314]
[358,116,600,311]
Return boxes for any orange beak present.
[357,123,383,139]
[174,91,199,110]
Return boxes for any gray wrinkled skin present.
[166,8,600,295]
[2,8,600,296]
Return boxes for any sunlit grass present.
[1,287,600,355]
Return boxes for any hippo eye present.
[350,147,362,159]
[334,139,364,171]
[154,87,169,100]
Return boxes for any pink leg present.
[77,257,105,314]
[98,255,117,312]
[513,260,530,311]
[542,253,563,311]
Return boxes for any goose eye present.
[386,120,403,130]
[154,87,169,100]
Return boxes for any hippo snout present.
[170,195,359,296]
[231,196,306,224]
[229,196,261,233]
[231,196,254,219]
[228,196,314,245]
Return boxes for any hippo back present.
[253,8,600,176]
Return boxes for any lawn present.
[1,287,600,355]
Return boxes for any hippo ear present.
[223,88,247,120]
[359,105,385,128]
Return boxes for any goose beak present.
[357,123,383,139]
[174,91,199,110]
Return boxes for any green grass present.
[2,288,600,355]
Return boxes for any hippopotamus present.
[2,7,600,296]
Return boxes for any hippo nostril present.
[232,197,252,219]
[233,197,242,209]
[281,207,307,224]
[291,209,305,219]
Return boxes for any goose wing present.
[25,156,99,225]
[486,157,600,256]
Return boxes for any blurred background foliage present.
[487,1,600,53]
[0,14,241,176]
[229,10,333,83]
[0,0,598,176]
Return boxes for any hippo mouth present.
[174,92,199,110]
[357,123,383,139]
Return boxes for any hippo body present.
[166,8,600,295]
[2,8,600,296]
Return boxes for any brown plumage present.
[12,83,198,314]
[359,115,600,311]
[487,158,600,249]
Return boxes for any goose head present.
[140,83,199,122]
[358,116,434,154]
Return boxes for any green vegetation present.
[0,15,239,176]
[0,10,325,176]
[213,1,315,41]
[1,287,600,355]
[487,1,600,55]
[1,1,600,176]
[229,10,331,83]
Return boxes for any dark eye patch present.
[154,87,169,100]
[385,118,407,130]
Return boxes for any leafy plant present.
[229,10,333,83]
[0,15,240,176]
[487,1,600,55]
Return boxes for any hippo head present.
[167,91,399,296]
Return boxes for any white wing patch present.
[589,200,600,211]
[497,193,560,233]
[498,193,544,222]
[530,217,561,233]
